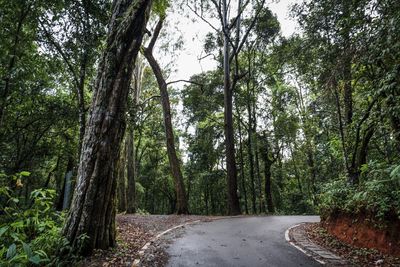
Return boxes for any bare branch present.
[234,0,266,58]
[186,3,219,32]
[166,79,204,88]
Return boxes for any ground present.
[304,223,400,267]
[81,215,400,267]
[81,214,214,266]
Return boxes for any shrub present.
[319,163,400,222]
[0,173,81,266]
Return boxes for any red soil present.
[322,213,400,256]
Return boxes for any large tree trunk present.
[62,0,152,255]
[144,19,189,214]
[222,0,241,215]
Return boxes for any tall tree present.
[62,0,152,254]
[143,18,189,214]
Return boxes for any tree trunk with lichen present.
[62,0,152,255]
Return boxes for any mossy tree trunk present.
[62,0,152,255]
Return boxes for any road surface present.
[166,216,321,267]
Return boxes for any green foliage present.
[152,0,169,17]
[0,174,81,266]
[319,164,400,221]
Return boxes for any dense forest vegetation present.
[0,0,399,264]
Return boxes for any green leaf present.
[390,165,400,179]
[23,242,33,257]
[29,254,41,265]
[11,220,24,229]
[6,243,16,259]
[0,226,9,237]
[20,171,31,177]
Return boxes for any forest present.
[0,0,399,265]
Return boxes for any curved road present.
[166,216,321,267]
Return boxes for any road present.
[166,216,321,267]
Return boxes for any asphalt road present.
[166,216,321,267]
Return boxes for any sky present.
[152,0,303,158]
[160,0,302,83]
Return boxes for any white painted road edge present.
[285,223,326,265]
[132,220,201,267]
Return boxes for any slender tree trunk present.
[126,128,136,213]
[263,157,274,213]
[143,19,189,214]
[59,157,74,210]
[260,138,274,213]
[77,60,87,158]
[342,1,353,127]
[62,0,152,255]
[237,116,248,214]
[289,142,303,194]
[306,147,318,205]
[127,58,144,212]
[247,105,256,214]
[254,135,263,213]
[222,0,241,215]
[117,143,127,212]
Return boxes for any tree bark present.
[117,142,127,212]
[126,128,136,213]
[263,157,274,213]
[144,19,189,214]
[62,0,152,255]
[222,0,241,215]
[247,102,256,214]
[254,135,264,213]
[260,138,274,213]
[237,110,248,214]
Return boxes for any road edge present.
[132,219,201,266]
[285,223,348,266]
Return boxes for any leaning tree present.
[62,0,153,255]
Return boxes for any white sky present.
[159,0,301,83]
[151,0,302,158]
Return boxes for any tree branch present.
[147,18,164,53]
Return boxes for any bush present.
[319,163,400,222]
[0,173,81,266]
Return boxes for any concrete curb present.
[285,223,348,266]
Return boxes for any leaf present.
[11,220,24,229]
[23,242,33,257]
[29,254,41,265]
[0,226,9,237]
[20,171,31,177]
[390,165,400,179]
[6,243,16,260]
